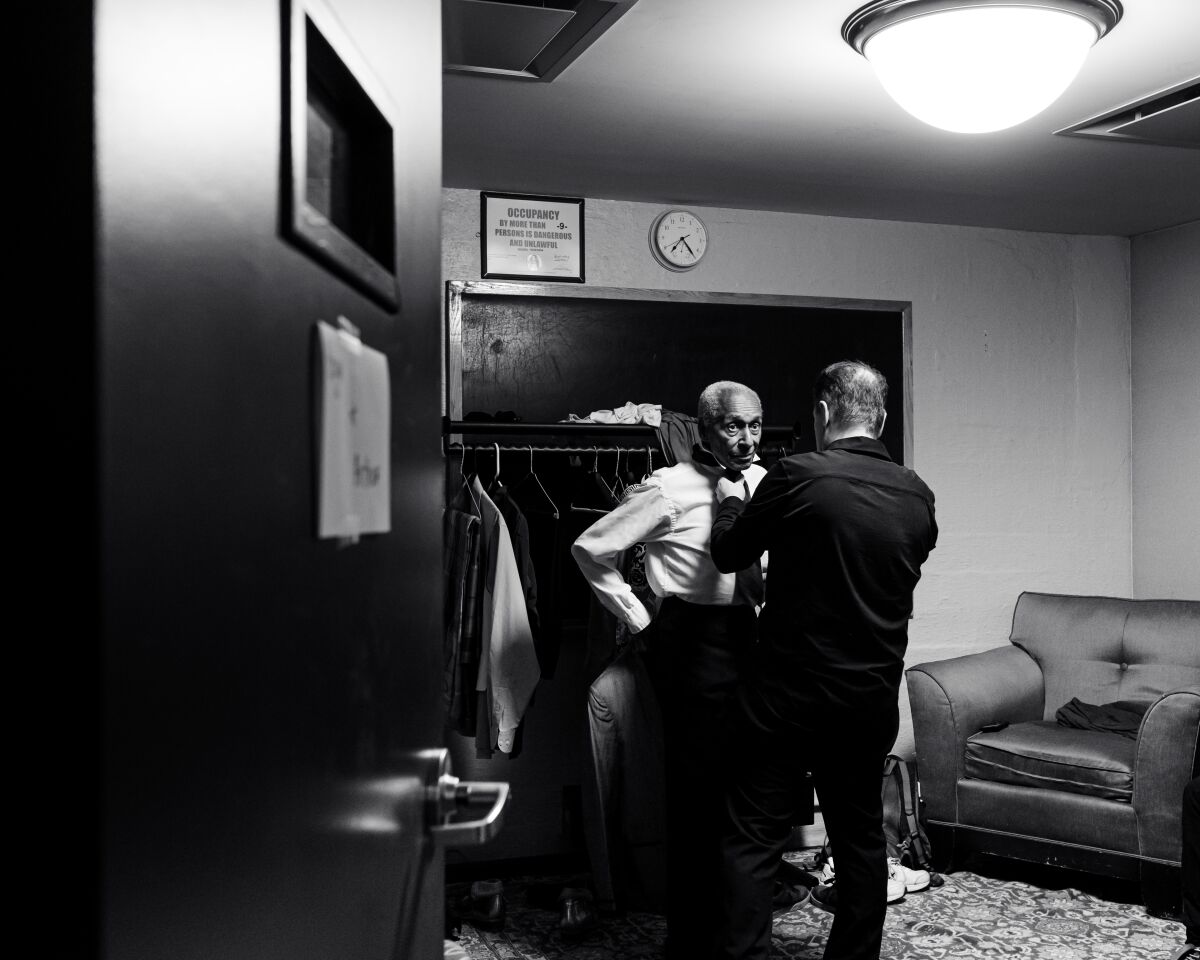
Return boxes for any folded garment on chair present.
[1054,697,1152,740]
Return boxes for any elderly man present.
[710,361,938,960]
[573,380,771,960]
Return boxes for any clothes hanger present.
[487,441,502,492]
[570,503,611,515]
[611,448,626,499]
[591,446,617,501]
[642,445,654,481]
[570,447,615,514]
[459,443,480,513]
[511,445,560,519]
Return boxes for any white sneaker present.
[888,857,931,893]
[820,855,906,903]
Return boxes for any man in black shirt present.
[710,360,937,960]
[1176,776,1199,960]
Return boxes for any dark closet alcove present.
[442,281,914,869]
[447,281,913,463]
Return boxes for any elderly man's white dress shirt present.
[572,454,767,633]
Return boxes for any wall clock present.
[650,209,708,271]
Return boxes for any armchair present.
[907,591,1199,912]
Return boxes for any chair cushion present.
[963,720,1135,802]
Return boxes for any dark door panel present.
[98,0,452,957]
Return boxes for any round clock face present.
[651,209,708,270]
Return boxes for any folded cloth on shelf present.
[563,402,662,427]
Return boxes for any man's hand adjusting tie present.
[716,470,750,503]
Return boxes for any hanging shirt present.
[490,483,542,661]
[572,446,767,634]
[473,477,541,754]
[509,481,562,678]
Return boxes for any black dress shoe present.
[776,858,819,890]
[558,886,598,937]
[457,879,506,930]
[808,883,838,914]
[772,881,809,916]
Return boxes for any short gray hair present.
[813,361,887,434]
[697,381,762,429]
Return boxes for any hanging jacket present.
[490,483,542,664]
[447,484,486,735]
[443,504,480,730]
[472,477,541,754]
[509,481,562,678]
[653,409,702,466]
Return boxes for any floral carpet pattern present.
[448,857,1184,959]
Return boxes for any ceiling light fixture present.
[842,0,1123,133]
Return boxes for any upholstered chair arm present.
[906,645,1044,823]
[1133,687,1200,863]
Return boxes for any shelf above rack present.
[444,418,655,437]
[442,418,795,451]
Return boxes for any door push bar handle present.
[429,773,510,846]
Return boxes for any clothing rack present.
[447,442,657,454]
[443,418,796,454]
[445,418,656,438]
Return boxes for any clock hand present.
[669,233,690,252]
[681,237,696,258]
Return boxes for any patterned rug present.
[447,854,1186,959]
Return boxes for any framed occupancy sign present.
[481,192,585,282]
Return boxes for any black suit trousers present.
[719,697,899,960]
[644,597,757,960]
[1184,776,1200,944]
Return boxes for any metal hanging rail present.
[442,420,798,463]
[446,442,657,454]
[443,418,795,442]
[443,418,657,439]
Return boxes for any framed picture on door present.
[283,0,401,310]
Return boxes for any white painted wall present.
[443,188,1134,756]
[1131,220,1200,601]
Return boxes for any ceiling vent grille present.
[1056,78,1200,148]
[443,0,639,81]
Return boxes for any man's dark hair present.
[813,360,888,435]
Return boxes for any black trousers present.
[644,597,757,960]
[719,697,898,960]
[1185,776,1199,945]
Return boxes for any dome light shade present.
[842,0,1123,133]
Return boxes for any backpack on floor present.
[881,754,934,873]
[813,755,940,886]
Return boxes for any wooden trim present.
[445,279,914,464]
[902,303,914,470]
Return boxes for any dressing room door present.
[96,0,466,958]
